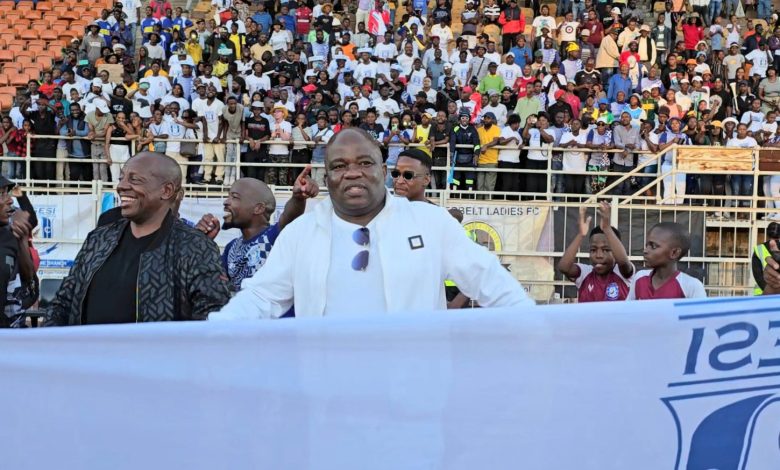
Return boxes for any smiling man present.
[194,169,319,292]
[210,128,534,320]
[46,153,230,325]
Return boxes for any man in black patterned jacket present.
[46,152,230,326]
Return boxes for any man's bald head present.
[133,152,183,190]
[233,178,276,217]
[223,177,277,231]
[325,128,384,166]
[117,152,183,226]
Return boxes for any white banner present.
[1,297,779,469]
[28,194,97,241]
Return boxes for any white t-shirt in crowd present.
[165,119,187,153]
[739,112,765,134]
[497,63,523,89]
[727,136,758,148]
[498,126,522,163]
[532,16,557,36]
[745,49,770,78]
[560,130,589,172]
[324,214,386,316]
[268,120,292,155]
[123,0,142,24]
[559,21,579,42]
[194,99,224,140]
[527,128,551,161]
[245,73,271,96]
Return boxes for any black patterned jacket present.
[46,212,230,326]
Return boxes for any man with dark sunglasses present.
[210,128,534,320]
[392,148,432,203]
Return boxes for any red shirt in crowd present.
[7,129,29,158]
[628,270,707,300]
[572,263,632,303]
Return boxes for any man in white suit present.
[210,128,534,319]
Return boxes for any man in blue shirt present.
[276,5,296,35]
[195,168,319,292]
[251,2,273,34]
[508,35,533,69]
[607,63,634,102]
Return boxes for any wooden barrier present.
[676,147,754,172]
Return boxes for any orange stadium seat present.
[0,95,14,111]
[27,39,46,49]
[2,63,20,74]
[19,30,40,41]
[15,51,34,61]
[9,74,30,87]
[0,51,14,62]
[36,1,53,12]
[28,45,46,55]
[0,87,17,96]
[59,11,80,21]
[24,67,41,79]
[40,30,60,42]
[0,76,9,87]
[4,12,22,23]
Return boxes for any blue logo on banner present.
[662,298,780,469]
[40,217,52,239]
[35,206,56,239]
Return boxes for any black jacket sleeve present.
[181,231,231,320]
[45,232,98,326]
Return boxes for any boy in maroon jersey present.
[628,222,707,300]
[558,202,634,302]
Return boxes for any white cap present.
[333,54,348,61]
[112,43,126,50]
[357,47,372,55]
[251,101,263,108]
[91,78,103,87]
[611,7,620,14]
[692,76,703,82]
[95,100,110,113]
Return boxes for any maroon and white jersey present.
[627,269,707,300]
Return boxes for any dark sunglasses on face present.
[391,169,426,180]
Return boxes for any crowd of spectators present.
[1,0,780,215]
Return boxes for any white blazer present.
[210,193,534,320]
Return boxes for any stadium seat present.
[0,51,14,62]
[19,30,40,41]
[24,67,40,78]
[0,76,9,87]
[0,86,16,95]
[0,94,14,111]
[40,29,59,41]
[9,74,30,87]
[521,8,534,22]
